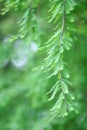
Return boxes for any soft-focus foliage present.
[0,0,87,130]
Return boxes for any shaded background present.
[0,0,87,130]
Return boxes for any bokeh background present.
[0,0,87,130]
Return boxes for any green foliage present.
[2,0,76,118]
[39,0,77,118]
[0,0,87,130]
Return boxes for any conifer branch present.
[46,0,76,118]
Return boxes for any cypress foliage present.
[1,0,76,118]
[0,0,87,130]
[44,0,77,118]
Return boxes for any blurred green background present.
[0,0,87,130]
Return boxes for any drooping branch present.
[45,0,76,118]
